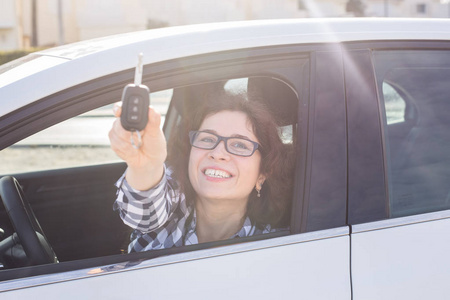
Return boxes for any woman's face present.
[188,110,264,204]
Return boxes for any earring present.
[256,187,261,198]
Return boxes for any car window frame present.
[0,44,318,281]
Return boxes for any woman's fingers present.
[110,117,130,142]
[113,102,122,117]
[109,119,135,158]
[109,104,166,169]
[143,107,161,136]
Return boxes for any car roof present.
[1,18,449,117]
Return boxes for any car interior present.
[0,75,299,280]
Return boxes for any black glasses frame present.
[189,130,260,157]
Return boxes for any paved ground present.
[0,146,119,174]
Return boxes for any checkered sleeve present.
[113,166,178,233]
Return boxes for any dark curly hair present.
[167,88,295,229]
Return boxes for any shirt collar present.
[184,209,255,245]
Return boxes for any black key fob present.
[120,84,150,131]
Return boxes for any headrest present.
[247,77,298,126]
[172,77,298,127]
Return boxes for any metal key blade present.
[134,53,143,86]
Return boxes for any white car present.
[0,18,449,299]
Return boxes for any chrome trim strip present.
[352,209,450,234]
[0,226,349,292]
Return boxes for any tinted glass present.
[374,50,450,217]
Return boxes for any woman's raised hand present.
[109,103,167,190]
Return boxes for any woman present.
[109,89,294,252]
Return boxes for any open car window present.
[0,69,303,281]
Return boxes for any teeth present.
[204,169,231,178]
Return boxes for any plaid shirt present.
[114,167,275,253]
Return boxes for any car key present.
[121,53,150,132]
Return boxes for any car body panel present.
[0,227,351,299]
[351,210,450,300]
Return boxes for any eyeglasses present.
[189,130,261,157]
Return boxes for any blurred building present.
[1,0,449,51]
[1,0,148,50]
[0,0,22,50]
[364,0,450,17]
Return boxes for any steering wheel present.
[0,176,58,265]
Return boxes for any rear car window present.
[374,50,450,218]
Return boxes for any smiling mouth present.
[204,169,232,178]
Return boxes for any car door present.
[0,100,131,262]
[0,44,351,299]
[346,43,450,299]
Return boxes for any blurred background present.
[1,0,450,56]
[0,0,449,172]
